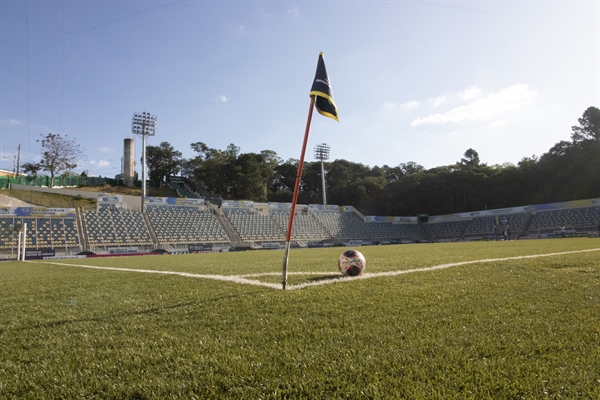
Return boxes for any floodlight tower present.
[132,112,157,212]
[313,143,330,205]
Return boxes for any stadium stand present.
[146,204,228,245]
[0,216,80,250]
[529,206,600,234]
[503,213,529,235]
[363,222,425,240]
[36,218,79,247]
[83,206,152,247]
[2,191,600,257]
[463,213,530,238]
[223,207,285,242]
[0,218,26,250]
[463,216,496,237]
[426,220,470,239]
[310,210,370,239]
[271,210,330,240]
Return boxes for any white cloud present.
[1,119,23,126]
[458,86,482,101]
[239,25,245,31]
[411,84,536,127]
[487,120,507,128]
[89,160,111,168]
[216,95,229,103]
[401,100,419,108]
[99,147,113,152]
[288,6,299,17]
[381,100,418,113]
[433,96,447,106]
[0,120,53,132]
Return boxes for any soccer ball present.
[338,249,366,277]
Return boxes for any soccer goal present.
[15,222,27,261]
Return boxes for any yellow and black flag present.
[309,52,339,122]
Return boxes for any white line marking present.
[31,248,600,291]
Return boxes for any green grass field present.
[1,239,599,399]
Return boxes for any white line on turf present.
[31,247,600,290]
[29,261,284,289]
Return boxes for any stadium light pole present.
[313,143,330,205]
[132,112,157,213]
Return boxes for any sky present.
[1,1,599,178]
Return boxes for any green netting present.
[0,175,120,189]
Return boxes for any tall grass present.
[1,239,598,398]
[0,188,97,209]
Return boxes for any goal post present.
[16,222,27,261]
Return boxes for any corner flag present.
[309,52,339,122]
[282,52,339,290]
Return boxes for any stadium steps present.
[351,207,365,220]
[168,180,193,198]
[460,220,470,237]
[183,182,203,199]
[171,176,202,199]
[142,211,160,247]
[89,245,108,254]
[159,243,177,252]
[79,208,96,251]
[207,203,240,245]
[248,240,262,249]
[268,213,286,238]
[522,212,534,235]
[310,212,334,238]
[418,221,432,242]
[76,207,87,250]
[175,176,205,198]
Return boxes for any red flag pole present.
[282,97,316,290]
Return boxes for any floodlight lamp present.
[131,112,157,137]
[313,143,330,161]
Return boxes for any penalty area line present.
[29,247,600,291]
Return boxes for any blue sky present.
[1,1,598,178]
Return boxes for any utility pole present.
[16,145,20,176]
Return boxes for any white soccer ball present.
[338,249,366,277]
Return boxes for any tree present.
[151,105,600,214]
[325,160,382,210]
[189,142,236,196]
[37,133,84,187]
[146,142,182,186]
[270,159,298,201]
[460,148,481,168]
[179,159,197,181]
[399,161,425,176]
[571,106,600,142]
[231,153,273,201]
[22,161,41,177]
[21,162,42,185]
[224,149,281,202]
